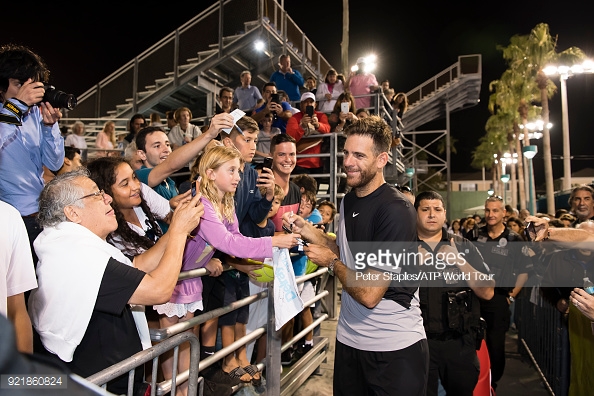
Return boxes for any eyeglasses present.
[487,195,504,201]
[395,184,412,194]
[74,189,105,202]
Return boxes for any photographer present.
[286,92,330,175]
[0,44,65,261]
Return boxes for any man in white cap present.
[286,92,331,175]
[347,57,379,110]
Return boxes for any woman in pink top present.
[183,145,298,383]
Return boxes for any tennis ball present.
[250,260,274,283]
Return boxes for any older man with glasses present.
[466,194,530,390]
[28,168,204,396]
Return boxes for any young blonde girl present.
[188,145,297,384]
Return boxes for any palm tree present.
[485,113,518,207]
[488,75,528,209]
[472,127,508,196]
[500,23,585,214]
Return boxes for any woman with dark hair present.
[327,92,358,132]
[506,216,526,240]
[315,68,344,114]
[448,218,463,237]
[391,92,408,119]
[87,156,170,256]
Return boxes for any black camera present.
[43,85,77,110]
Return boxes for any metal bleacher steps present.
[62,0,481,188]
[66,0,332,122]
[402,54,482,132]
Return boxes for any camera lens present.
[43,85,77,110]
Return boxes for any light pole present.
[519,120,549,210]
[405,167,415,190]
[522,145,538,215]
[500,153,518,208]
[543,60,594,192]
[501,174,510,204]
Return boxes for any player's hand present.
[303,244,335,267]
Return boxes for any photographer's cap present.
[356,57,366,64]
[300,92,315,102]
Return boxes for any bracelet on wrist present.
[328,257,340,276]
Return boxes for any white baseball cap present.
[356,57,366,64]
[300,92,316,102]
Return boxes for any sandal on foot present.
[224,366,251,383]
[243,364,262,387]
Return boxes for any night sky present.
[5,1,594,187]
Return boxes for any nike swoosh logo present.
[352,212,359,217]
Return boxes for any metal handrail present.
[75,1,229,104]
[86,331,201,396]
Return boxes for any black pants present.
[21,215,42,265]
[334,339,429,396]
[480,293,510,386]
[427,334,480,396]
[22,215,42,307]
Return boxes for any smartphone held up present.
[191,176,202,197]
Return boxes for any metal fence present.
[515,287,570,396]
[87,265,334,396]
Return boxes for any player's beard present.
[346,166,375,190]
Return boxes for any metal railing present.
[87,264,334,396]
[515,287,570,396]
[404,54,481,113]
[86,331,202,396]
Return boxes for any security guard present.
[415,191,494,396]
[468,195,530,390]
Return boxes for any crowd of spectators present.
[12,41,594,396]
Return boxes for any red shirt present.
[286,111,331,169]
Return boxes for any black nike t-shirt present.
[343,183,419,307]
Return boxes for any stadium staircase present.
[63,0,481,186]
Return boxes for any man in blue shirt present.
[0,44,65,259]
[251,82,293,133]
[269,54,305,102]
[233,71,262,114]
